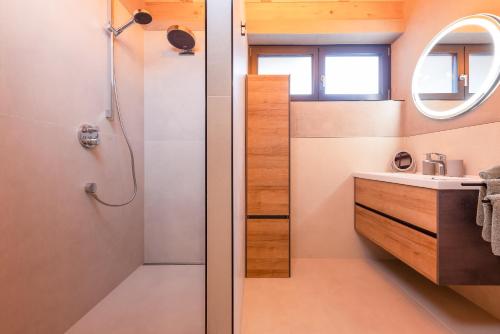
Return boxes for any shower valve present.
[78,124,100,149]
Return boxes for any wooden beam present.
[246,1,405,36]
[246,1,404,21]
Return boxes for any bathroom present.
[1,0,500,333]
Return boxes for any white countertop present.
[353,172,482,190]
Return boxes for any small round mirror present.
[392,151,415,172]
[412,14,500,119]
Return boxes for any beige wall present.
[290,102,402,259]
[143,31,205,264]
[390,0,500,318]
[392,0,500,136]
[0,1,144,333]
[207,0,233,333]
[233,0,248,332]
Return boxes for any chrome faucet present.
[426,153,447,176]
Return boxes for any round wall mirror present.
[412,14,500,119]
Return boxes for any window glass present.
[258,56,313,95]
[418,54,456,94]
[324,56,379,95]
[469,54,494,94]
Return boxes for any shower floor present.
[66,265,205,334]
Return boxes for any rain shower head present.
[133,9,153,25]
[167,25,196,55]
[108,9,153,37]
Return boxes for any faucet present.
[426,153,447,176]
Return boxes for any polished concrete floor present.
[242,259,500,334]
[66,265,205,334]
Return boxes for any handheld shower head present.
[108,9,153,37]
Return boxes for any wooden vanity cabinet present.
[246,75,291,278]
[355,178,500,285]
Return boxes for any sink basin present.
[352,172,482,190]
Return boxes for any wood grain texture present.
[245,1,405,35]
[247,219,290,278]
[246,75,290,216]
[246,2,404,21]
[355,178,438,233]
[119,0,205,31]
[355,205,438,283]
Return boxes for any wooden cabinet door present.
[246,75,290,216]
[246,219,290,278]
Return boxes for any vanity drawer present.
[246,219,290,278]
[355,178,437,233]
[355,205,437,283]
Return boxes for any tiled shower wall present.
[143,31,206,264]
[0,1,145,333]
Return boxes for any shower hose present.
[86,71,138,207]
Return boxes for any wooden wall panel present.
[246,75,290,216]
[247,219,290,278]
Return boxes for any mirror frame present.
[412,13,500,120]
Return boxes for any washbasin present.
[352,172,481,190]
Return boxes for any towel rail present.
[461,182,491,204]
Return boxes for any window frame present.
[249,46,319,101]
[318,45,391,101]
[419,45,465,101]
[249,45,392,101]
[465,44,494,99]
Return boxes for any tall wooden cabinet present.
[246,75,291,278]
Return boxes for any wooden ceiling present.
[119,0,407,43]
[119,0,205,31]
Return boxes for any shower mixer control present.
[78,124,100,149]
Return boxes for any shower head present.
[167,25,196,55]
[132,9,153,25]
[108,9,153,37]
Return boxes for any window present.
[319,46,390,100]
[258,56,313,95]
[419,44,493,100]
[250,46,318,100]
[418,45,463,100]
[249,45,391,101]
[466,45,494,96]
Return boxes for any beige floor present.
[66,265,205,334]
[242,259,500,334]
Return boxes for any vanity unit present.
[354,172,500,285]
[246,75,291,278]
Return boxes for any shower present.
[83,8,153,207]
[167,25,196,55]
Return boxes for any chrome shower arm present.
[107,18,135,37]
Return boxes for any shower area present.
[69,0,206,332]
[0,0,217,332]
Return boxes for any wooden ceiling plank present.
[145,2,205,31]
[246,2,404,21]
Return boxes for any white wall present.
[0,1,144,333]
[144,31,206,264]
